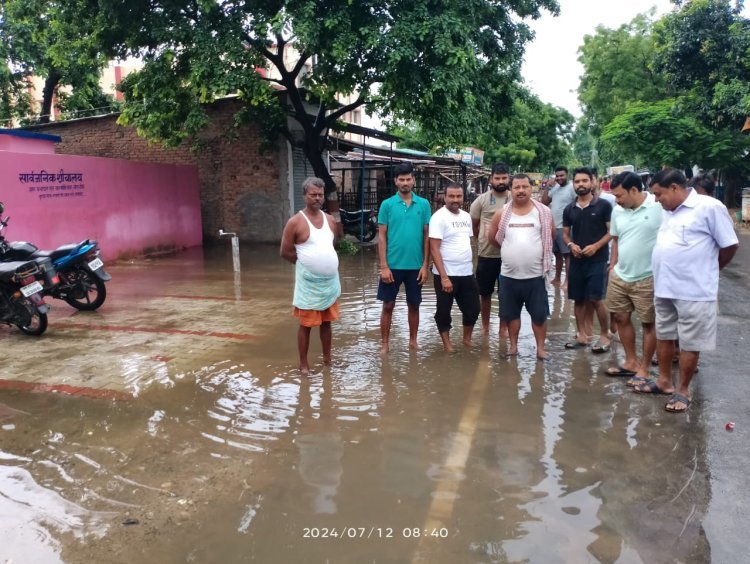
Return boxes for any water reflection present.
[0,244,715,563]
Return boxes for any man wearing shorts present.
[562,167,613,352]
[280,177,342,374]
[540,165,576,287]
[489,174,555,359]
[638,168,738,413]
[470,162,510,337]
[377,162,432,353]
[603,171,662,383]
[429,183,481,352]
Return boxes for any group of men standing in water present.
[281,161,738,414]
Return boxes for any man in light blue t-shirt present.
[540,165,576,287]
[377,162,432,354]
[603,171,662,384]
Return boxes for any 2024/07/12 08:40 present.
[302,527,450,539]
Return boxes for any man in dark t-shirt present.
[562,167,613,351]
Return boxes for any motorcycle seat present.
[33,243,80,261]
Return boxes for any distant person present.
[377,162,432,354]
[540,165,576,288]
[429,183,480,352]
[603,172,662,384]
[562,167,613,352]
[594,168,618,342]
[470,162,510,338]
[634,168,738,413]
[280,177,342,374]
[690,173,715,196]
[489,174,556,359]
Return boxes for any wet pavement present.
[1,233,749,563]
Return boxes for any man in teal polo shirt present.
[603,171,662,384]
[377,162,432,353]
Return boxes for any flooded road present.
[1,239,748,563]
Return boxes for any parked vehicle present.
[0,202,111,311]
[0,259,53,335]
[340,208,377,242]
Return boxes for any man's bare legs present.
[298,325,312,374]
[407,303,419,349]
[638,322,656,377]
[480,295,492,335]
[320,321,332,366]
[298,322,332,373]
[462,324,474,348]
[652,339,676,393]
[439,331,454,353]
[614,311,639,372]
[507,318,521,355]
[573,301,589,345]
[532,321,549,360]
[380,300,395,354]
[593,300,610,346]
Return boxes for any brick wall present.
[27,99,287,244]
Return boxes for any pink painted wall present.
[0,134,56,154]
[0,151,202,261]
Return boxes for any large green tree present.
[0,0,117,124]
[101,0,558,198]
[577,12,668,138]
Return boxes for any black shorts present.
[377,269,423,305]
[475,256,502,296]
[567,260,608,302]
[499,275,549,325]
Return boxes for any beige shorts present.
[654,297,717,352]
[606,272,655,323]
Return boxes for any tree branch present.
[324,95,367,126]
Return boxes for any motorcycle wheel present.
[361,223,377,242]
[64,268,107,310]
[17,309,48,336]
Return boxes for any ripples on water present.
[0,246,712,563]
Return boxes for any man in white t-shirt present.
[429,183,480,352]
[488,174,556,360]
[644,168,739,413]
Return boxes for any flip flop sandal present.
[665,393,692,413]
[632,379,672,395]
[564,341,588,349]
[605,366,637,377]
[590,341,611,354]
[626,376,650,387]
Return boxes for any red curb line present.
[0,379,133,400]
[53,322,259,341]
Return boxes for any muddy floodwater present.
[1,241,748,563]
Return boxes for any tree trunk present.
[39,69,61,124]
[301,134,340,217]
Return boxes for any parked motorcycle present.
[0,202,111,311]
[0,258,54,335]
[340,208,377,242]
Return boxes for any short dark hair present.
[393,162,414,177]
[572,166,594,180]
[611,171,643,192]
[690,173,715,195]
[445,181,463,193]
[554,165,568,174]
[590,167,599,178]
[511,173,532,186]
[491,162,509,175]
[650,167,687,188]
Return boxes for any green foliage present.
[577,12,667,137]
[335,238,360,256]
[0,0,118,123]
[102,0,559,190]
[577,1,750,176]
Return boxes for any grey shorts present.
[553,230,570,255]
[654,297,717,352]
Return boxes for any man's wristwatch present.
[567,242,574,248]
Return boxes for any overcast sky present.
[521,0,675,118]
